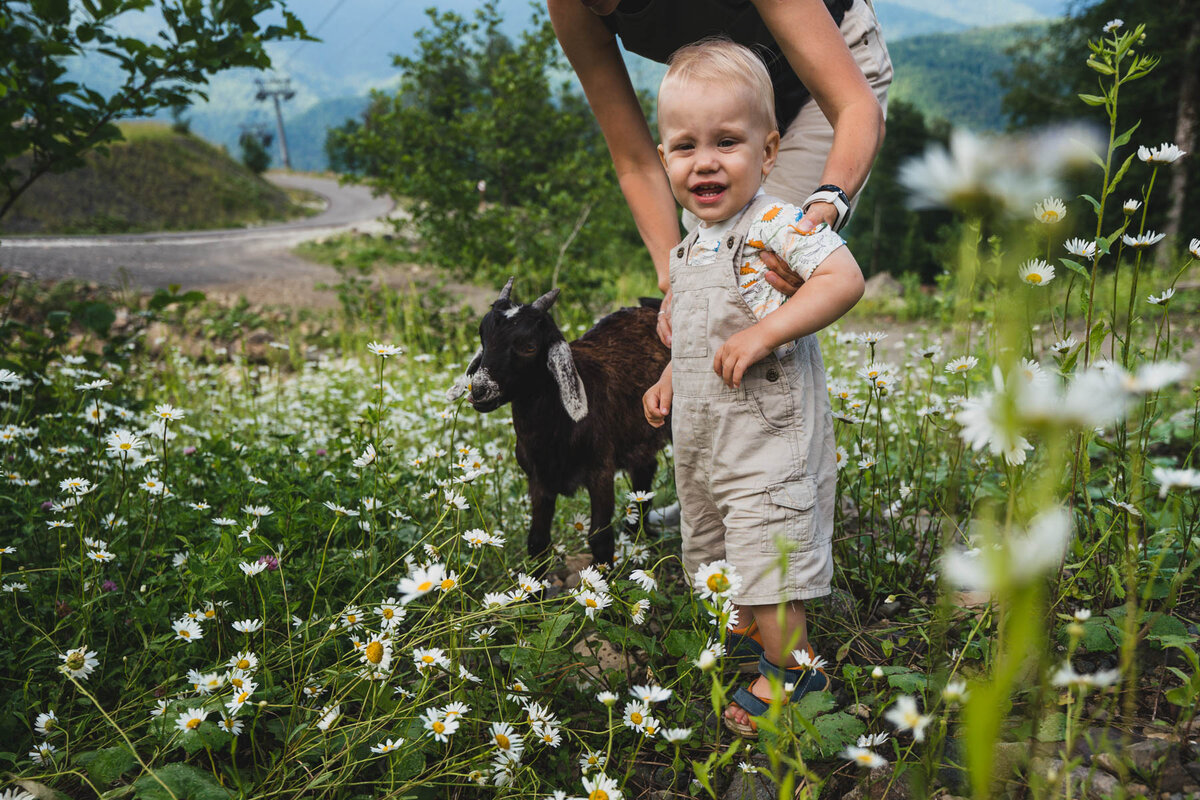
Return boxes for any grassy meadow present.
[1,20,1199,800]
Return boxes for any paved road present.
[0,174,394,290]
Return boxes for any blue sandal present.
[723,652,833,738]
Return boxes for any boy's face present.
[657,79,779,225]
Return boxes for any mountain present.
[64,0,1078,170]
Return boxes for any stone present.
[841,763,911,800]
[722,768,776,800]
[1068,766,1121,800]
[861,272,904,303]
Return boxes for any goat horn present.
[497,276,515,302]
[531,288,560,311]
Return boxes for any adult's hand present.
[656,288,673,347]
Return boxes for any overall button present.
[766,368,780,382]
[726,236,736,249]
[676,247,685,258]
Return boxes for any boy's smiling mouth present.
[691,182,727,203]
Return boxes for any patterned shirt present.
[690,193,846,324]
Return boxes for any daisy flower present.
[341,607,364,629]
[490,722,525,758]
[34,710,58,736]
[1018,259,1054,286]
[1137,142,1187,164]
[858,732,890,747]
[315,705,341,731]
[1147,288,1175,306]
[694,560,743,600]
[941,509,1072,590]
[231,619,262,634]
[375,598,405,628]
[1064,238,1096,259]
[579,749,607,772]
[397,562,447,604]
[843,746,887,769]
[29,742,57,765]
[581,773,621,800]
[1151,466,1200,497]
[59,476,93,494]
[627,490,655,503]
[1123,199,1142,214]
[59,646,99,679]
[1050,663,1121,689]
[622,701,651,731]
[239,560,267,577]
[790,649,829,671]
[175,707,209,732]
[87,549,116,563]
[444,701,471,719]
[533,721,562,747]
[595,691,618,706]
[662,727,692,743]
[422,707,458,742]
[1102,18,1122,32]
[630,684,673,704]
[695,639,725,671]
[1190,238,1200,259]
[1122,231,1165,249]
[152,403,186,421]
[371,738,403,754]
[884,695,931,741]
[630,598,650,625]
[352,443,376,468]
[218,714,243,736]
[1106,499,1141,517]
[366,342,403,357]
[1073,609,1092,622]
[945,356,978,375]
[1051,336,1078,354]
[575,590,611,619]
[942,680,969,703]
[1034,197,1065,223]
[173,619,203,643]
[413,647,450,672]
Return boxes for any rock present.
[993,742,1033,782]
[1068,766,1121,799]
[861,272,904,303]
[842,763,910,800]
[723,767,776,800]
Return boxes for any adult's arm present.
[548,0,682,292]
[751,0,885,233]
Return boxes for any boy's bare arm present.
[713,248,864,388]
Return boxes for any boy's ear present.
[762,130,781,178]
[657,142,668,171]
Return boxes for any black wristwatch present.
[802,184,851,232]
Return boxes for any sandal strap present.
[757,654,832,699]
[731,685,771,717]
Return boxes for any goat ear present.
[497,276,515,302]
[547,339,588,422]
[446,346,483,401]
[531,288,560,311]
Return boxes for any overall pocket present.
[742,378,796,436]
[761,475,817,554]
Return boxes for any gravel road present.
[0,173,394,292]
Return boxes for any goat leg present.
[527,483,557,577]
[586,474,617,566]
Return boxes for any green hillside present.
[887,21,1049,130]
[1,122,308,235]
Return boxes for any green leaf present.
[1112,121,1141,149]
[133,763,231,800]
[528,613,572,650]
[887,670,929,693]
[78,301,116,336]
[1036,711,1067,742]
[1088,321,1107,356]
[1077,93,1107,106]
[1106,152,1137,194]
[794,690,836,718]
[1080,194,1102,216]
[1086,58,1114,74]
[1060,258,1090,280]
[811,711,866,753]
[76,746,138,786]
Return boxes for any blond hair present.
[658,38,776,133]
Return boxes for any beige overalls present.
[670,194,837,605]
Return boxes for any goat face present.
[448,279,588,422]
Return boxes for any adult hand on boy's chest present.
[714,327,772,389]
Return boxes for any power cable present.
[279,0,352,72]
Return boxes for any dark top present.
[600,0,852,134]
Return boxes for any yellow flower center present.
[630,711,643,725]
[495,734,510,749]
[422,655,435,664]
[186,718,201,729]
[705,573,730,594]
[585,598,598,608]
[347,614,357,623]
[180,629,191,638]
[365,641,384,664]
[236,658,249,669]
[590,790,609,800]
[1027,273,1043,284]
[440,579,455,590]
[66,653,84,670]
[416,581,433,592]
[382,608,393,619]
[237,692,249,703]
[204,610,215,618]
[231,678,244,688]
[432,721,445,734]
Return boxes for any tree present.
[0,0,308,222]
[1000,0,1199,244]
[331,2,647,302]
[240,129,271,174]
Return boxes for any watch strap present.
[803,185,851,232]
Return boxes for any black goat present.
[447,278,671,568]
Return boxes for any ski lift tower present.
[254,77,295,170]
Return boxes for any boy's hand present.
[714,327,772,388]
[643,375,672,428]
